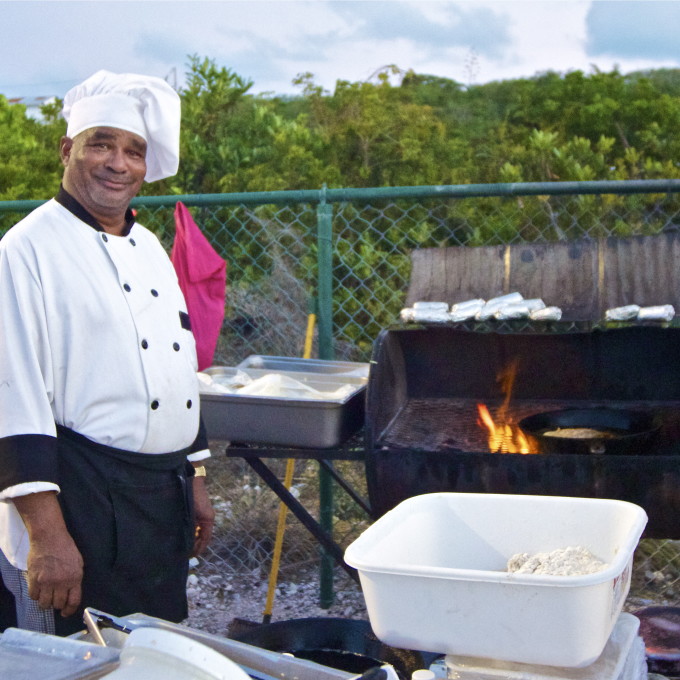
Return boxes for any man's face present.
[60,126,147,226]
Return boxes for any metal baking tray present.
[70,612,363,680]
[199,363,368,448]
[0,627,119,679]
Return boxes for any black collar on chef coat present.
[56,185,137,237]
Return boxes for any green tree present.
[0,96,64,201]
[299,68,456,187]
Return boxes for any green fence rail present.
[5,179,680,365]
[3,179,680,611]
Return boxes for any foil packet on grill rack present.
[402,300,451,323]
[399,307,415,322]
[637,304,675,322]
[494,299,546,320]
[529,306,563,321]
[412,310,450,323]
[449,298,486,322]
[605,305,641,321]
[476,292,524,320]
[494,303,530,320]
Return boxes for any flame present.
[477,404,534,453]
[476,358,538,454]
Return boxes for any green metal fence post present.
[316,185,335,608]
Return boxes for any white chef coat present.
[0,195,210,569]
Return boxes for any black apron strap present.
[53,427,194,636]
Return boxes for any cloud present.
[129,2,348,91]
[586,0,680,62]
[327,1,512,60]
[2,0,679,100]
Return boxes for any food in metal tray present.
[543,427,619,439]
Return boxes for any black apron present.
[53,427,194,636]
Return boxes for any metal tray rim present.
[200,383,366,407]
[235,355,370,377]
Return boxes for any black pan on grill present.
[519,407,660,455]
[230,617,439,679]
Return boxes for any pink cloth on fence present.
[171,202,227,371]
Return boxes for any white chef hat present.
[62,70,181,182]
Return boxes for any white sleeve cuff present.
[0,481,60,501]
[187,449,211,463]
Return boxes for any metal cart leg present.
[244,457,360,584]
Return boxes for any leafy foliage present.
[0,95,64,201]
[3,60,680,355]
[3,60,680,199]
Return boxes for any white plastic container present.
[344,493,647,668]
[443,613,647,680]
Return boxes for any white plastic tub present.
[344,493,647,668]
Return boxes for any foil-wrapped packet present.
[605,305,641,321]
[494,298,547,320]
[450,298,485,321]
[412,308,450,323]
[476,292,524,320]
[495,303,530,320]
[399,307,415,322]
[637,305,675,321]
[451,298,486,313]
[530,306,563,321]
[409,300,451,323]
[412,301,449,312]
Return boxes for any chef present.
[0,70,215,636]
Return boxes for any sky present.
[1,0,680,100]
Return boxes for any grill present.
[379,397,672,452]
[364,236,680,539]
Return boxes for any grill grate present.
[379,398,680,453]
[405,318,680,334]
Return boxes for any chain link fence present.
[2,180,680,606]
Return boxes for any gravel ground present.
[184,565,368,637]
[183,569,674,680]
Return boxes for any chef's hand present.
[191,475,215,557]
[13,491,84,617]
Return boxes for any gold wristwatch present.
[193,465,207,477]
